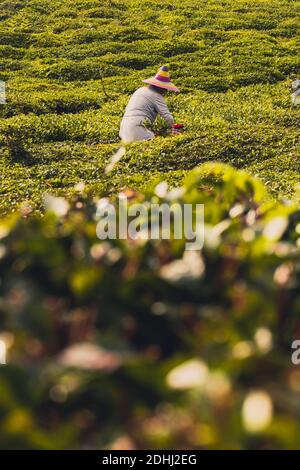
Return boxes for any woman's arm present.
[153,94,175,127]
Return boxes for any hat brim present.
[143,78,180,92]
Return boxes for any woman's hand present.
[171,123,185,135]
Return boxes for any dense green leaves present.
[0,163,300,449]
[1,0,300,450]
[1,0,300,212]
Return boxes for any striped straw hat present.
[143,65,180,92]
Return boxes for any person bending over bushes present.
[119,65,183,143]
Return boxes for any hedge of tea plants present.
[0,163,300,449]
[1,0,300,213]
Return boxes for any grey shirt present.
[121,86,174,127]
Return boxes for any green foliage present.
[0,1,300,449]
[0,0,300,212]
[0,163,300,449]
[1,124,31,161]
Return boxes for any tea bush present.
[0,163,300,449]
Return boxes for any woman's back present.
[123,86,165,124]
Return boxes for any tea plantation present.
[2,0,300,450]
[1,0,300,213]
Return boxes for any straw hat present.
[143,65,179,92]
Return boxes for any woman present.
[119,65,180,143]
